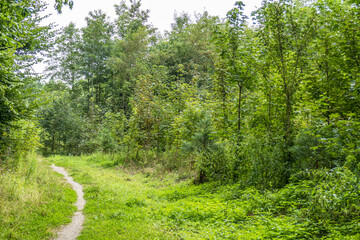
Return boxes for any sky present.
[35,0,262,74]
[42,0,263,32]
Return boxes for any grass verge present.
[0,156,77,240]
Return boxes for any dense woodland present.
[1,0,360,237]
[38,0,360,187]
[1,0,360,185]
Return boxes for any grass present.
[0,156,77,240]
[1,152,358,239]
[49,153,360,240]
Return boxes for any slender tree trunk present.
[51,134,55,153]
[156,119,160,159]
[325,38,331,125]
[285,92,291,142]
[275,5,293,165]
[99,84,101,105]
[268,90,272,134]
[91,78,94,100]
[122,90,126,113]
[90,78,94,118]
[87,79,90,113]
[263,73,272,134]
[221,74,228,134]
[238,83,243,133]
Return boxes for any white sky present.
[42,0,262,32]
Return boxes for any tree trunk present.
[238,83,243,133]
[51,134,55,153]
[268,90,272,134]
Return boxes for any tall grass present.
[0,155,77,240]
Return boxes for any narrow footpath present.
[51,164,86,240]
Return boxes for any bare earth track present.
[51,164,86,240]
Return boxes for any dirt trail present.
[51,164,86,240]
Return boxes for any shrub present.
[289,167,360,223]
[236,134,287,189]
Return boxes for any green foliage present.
[254,0,318,164]
[0,120,40,169]
[290,128,334,170]
[80,10,113,107]
[236,134,287,189]
[154,12,218,86]
[54,0,74,13]
[114,0,150,38]
[46,22,82,86]
[289,167,360,223]
[179,110,232,183]
[39,88,91,155]
[40,0,360,199]
[98,111,127,153]
[0,0,45,162]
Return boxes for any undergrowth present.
[50,154,360,239]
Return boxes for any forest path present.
[51,164,86,240]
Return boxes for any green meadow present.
[46,154,360,240]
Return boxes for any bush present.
[289,167,360,223]
[290,127,344,171]
[0,120,40,170]
[236,134,287,189]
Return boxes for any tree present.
[0,0,73,164]
[154,12,218,86]
[108,27,149,114]
[108,0,152,115]
[213,1,257,139]
[114,0,150,38]
[254,0,317,162]
[54,0,74,13]
[46,22,82,87]
[0,0,44,159]
[80,10,113,107]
